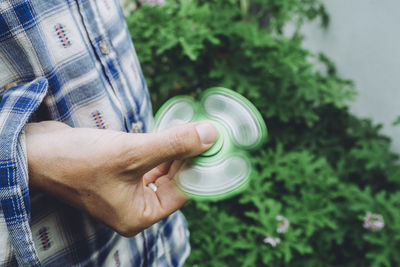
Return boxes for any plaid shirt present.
[0,0,189,266]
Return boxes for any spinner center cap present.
[199,121,226,157]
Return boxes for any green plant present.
[126,0,400,265]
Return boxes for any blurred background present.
[294,0,400,155]
[123,0,400,266]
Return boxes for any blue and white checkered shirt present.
[0,0,190,266]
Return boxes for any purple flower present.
[363,212,384,231]
[276,215,290,233]
[263,234,281,247]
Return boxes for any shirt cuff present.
[0,77,48,266]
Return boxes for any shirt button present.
[100,41,110,55]
[132,123,141,133]
[3,82,18,91]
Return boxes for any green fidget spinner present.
[154,87,267,200]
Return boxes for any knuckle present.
[168,129,191,156]
[122,149,141,170]
[116,134,144,170]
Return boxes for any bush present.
[126,0,400,266]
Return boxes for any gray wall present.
[297,0,400,154]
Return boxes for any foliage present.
[126,0,400,266]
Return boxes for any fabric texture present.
[0,0,190,266]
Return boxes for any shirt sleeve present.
[0,77,48,266]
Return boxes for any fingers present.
[167,160,185,180]
[129,122,218,173]
[158,182,189,214]
[150,177,189,217]
[142,170,189,224]
[142,162,172,184]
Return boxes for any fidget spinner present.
[154,87,267,200]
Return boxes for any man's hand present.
[26,121,217,237]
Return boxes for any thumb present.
[134,122,218,172]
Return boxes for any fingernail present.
[196,123,218,145]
